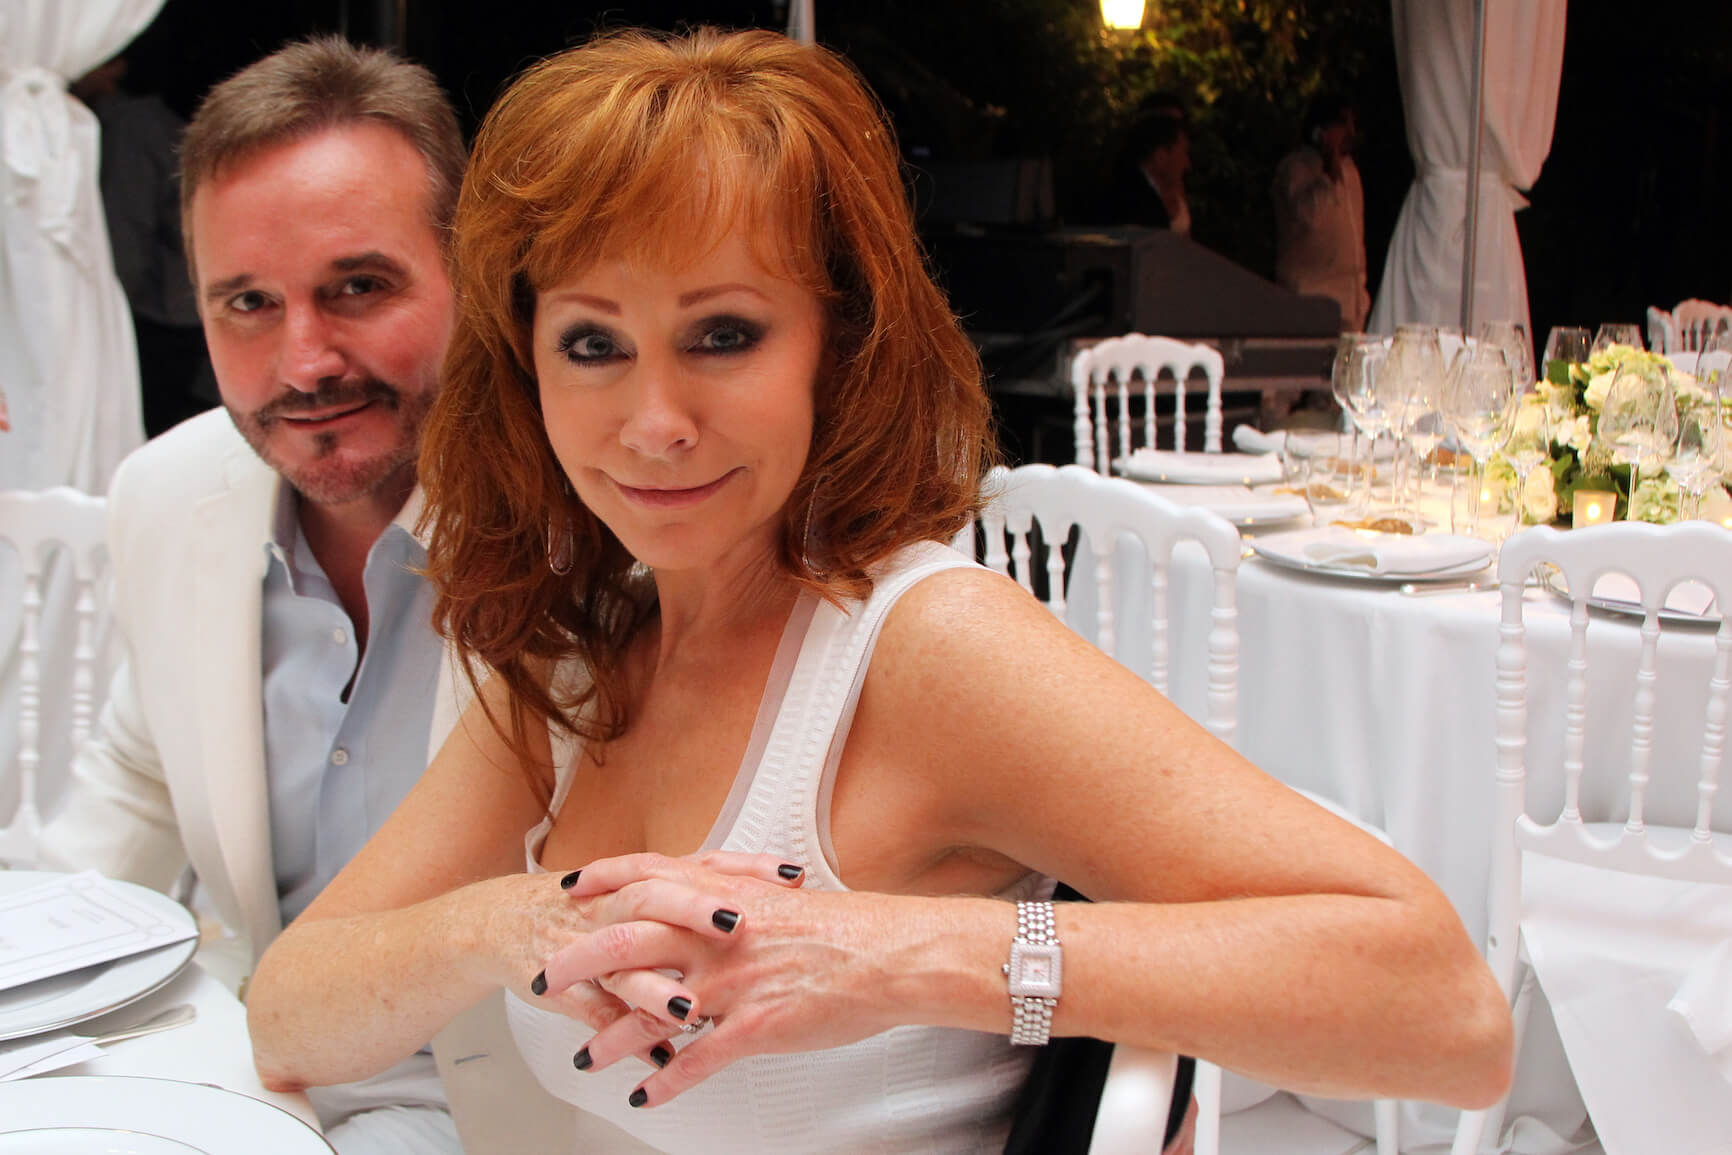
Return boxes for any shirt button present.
[332,628,348,646]
[330,748,350,766]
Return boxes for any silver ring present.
[677,1015,714,1036]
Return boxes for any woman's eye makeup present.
[556,325,626,364]
[690,315,765,354]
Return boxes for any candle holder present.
[1571,489,1617,528]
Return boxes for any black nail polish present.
[560,869,582,889]
[777,863,803,880]
[667,996,692,1021]
[530,970,548,997]
[573,1047,593,1071]
[650,1045,672,1068]
[711,908,740,933]
[629,1087,649,1108]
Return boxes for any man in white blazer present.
[35,37,604,1155]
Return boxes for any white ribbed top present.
[506,541,1050,1154]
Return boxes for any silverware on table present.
[86,1002,198,1048]
[1397,580,1499,597]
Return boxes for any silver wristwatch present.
[1003,900,1062,1045]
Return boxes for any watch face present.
[1008,942,1062,998]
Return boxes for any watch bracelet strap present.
[1008,899,1059,1046]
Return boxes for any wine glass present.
[1668,400,1727,519]
[1598,361,1680,518]
[1333,335,1389,514]
[1442,344,1517,539]
[1592,322,1644,355]
[1479,320,1534,388]
[1696,329,1732,390]
[1383,324,1446,527]
[1499,388,1554,533]
[1541,326,1590,385]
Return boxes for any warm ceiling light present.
[1101,0,1146,30]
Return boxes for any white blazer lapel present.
[187,448,282,958]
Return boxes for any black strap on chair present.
[1003,884,1195,1153]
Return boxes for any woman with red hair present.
[248,28,1509,1153]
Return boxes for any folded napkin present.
[1116,448,1283,486]
[1231,425,1287,455]
[1285,527,1492,575]
[1668,935,1732,1084]
[1233,424,1396,460]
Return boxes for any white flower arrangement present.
[1489,342,1731,524]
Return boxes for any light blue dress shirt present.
[260,485,441,927]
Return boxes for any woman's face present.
[531,227,825,576]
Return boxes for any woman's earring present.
[801,476,827,576]
[547,520,574,576]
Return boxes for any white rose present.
[1583,371,1615,411]
[1560,413,1592,452]
[1513,400,1546,436]
[1521,466,1558,524]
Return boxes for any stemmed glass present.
[1668,399,1727,519]
[1542,326,1591,384]
[1382,324,1446,527]
[1598,361,1679,518]
[1443,345,1517,539]
[1592,322,1644,355]
[1333,334,1389,515]
[1697,330,1732,390]
[1479,321,1534,388]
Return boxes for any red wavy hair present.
[419,28,994,785]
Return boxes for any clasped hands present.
[517,850,901,1108]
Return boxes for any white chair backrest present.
[1493,524,1732,884]
[1669,298,1732,353]
[0,487,109,867]
[961,463,1241,745]
[1647,305,1677,354]
[1070,335,1226,474]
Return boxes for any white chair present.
[1452,523,1732,1155]
[961,464,1398,1154]
[1070,335,1226,474]
[0,487,110,868]
[1649,299,1732,353]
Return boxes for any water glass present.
[1443,345,1517,539]
[1541,326,1590,385]
[1478,320,1534,387]
[1598,362,1679,516]
[1592,322,1644,355]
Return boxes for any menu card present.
[0,872,196,993]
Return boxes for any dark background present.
[118,0,1732,388]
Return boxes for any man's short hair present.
[179,36,464,276]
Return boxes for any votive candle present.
[1572,489,1616,528]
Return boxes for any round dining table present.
[1073,499,1726,1153]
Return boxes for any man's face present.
[190,122,454,508]
[1320,111,1358,159]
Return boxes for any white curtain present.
[1368,0,1565,338]
[0,0,160,855]
[0,0,159,495]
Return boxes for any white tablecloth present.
[47,961,320,1129]
[1070,521,1725,1152]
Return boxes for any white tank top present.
[505,541,1052,1154]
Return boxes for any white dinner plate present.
[0,1076,332,1153]
[1537,566,1721,626]
[1249,542,1492,585]
[1113,449,1284,486]
[1130,483,1309,528]
[0,873,197,1042]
